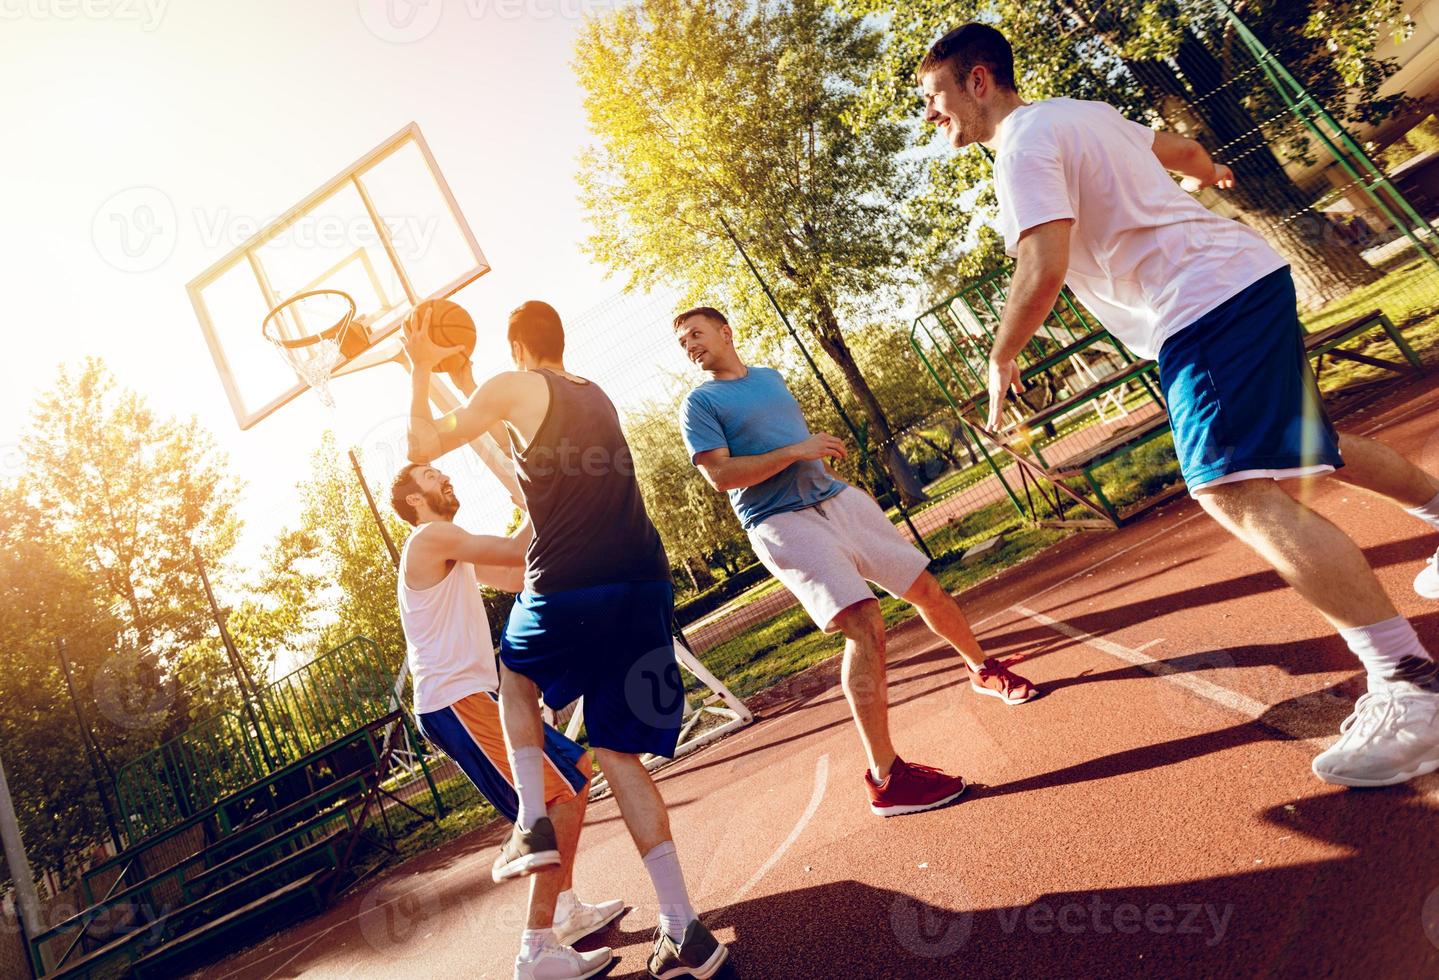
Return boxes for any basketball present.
[414,298,476,375]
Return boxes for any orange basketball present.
[414,298,476,375]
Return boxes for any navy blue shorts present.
[1157,267,1344,493]
[500,579,683,758]
[416,691,589,824]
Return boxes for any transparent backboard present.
[187,122,489,429]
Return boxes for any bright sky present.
[0,0,674,579]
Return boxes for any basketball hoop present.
[262,289,369,409]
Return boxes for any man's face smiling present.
[922,66,981,149]
[675,315,730,372]
[415,466,459,518]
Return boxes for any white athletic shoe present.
[1312,688,1439,787]
[1416,547,1439,599]
[553,896,626,946]
[514,940,614,980]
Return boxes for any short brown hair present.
[673,306,727,330]
[390,463,426,526]
[919,23,1016,91]
[508,300,565,361]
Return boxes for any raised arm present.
[693,433,846,492]
[1152,131,1234,191]
[406,365,516,466]
[987,218,1072,429]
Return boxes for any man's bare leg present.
[523,760,588,930]
[903,570,984,669]
[830,599,896,781]
[1196,479,1395,629]
[1332,433,1439,509]
[592,748,710,955]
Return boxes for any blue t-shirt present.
[679,366,845,529]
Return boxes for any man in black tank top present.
[404,301,729,978]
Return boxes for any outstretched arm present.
[694,433,847,492]
[411,517,533,593]
[1152,131,1234,191]
[987,218,1072,429]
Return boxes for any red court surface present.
[200,375,1439,980]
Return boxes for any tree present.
[20,358,241,679]
[0,486,124,883]
[274,436,408,661]
[852,0,1412,309]
[576,0,931,503]
[623,397,748,588]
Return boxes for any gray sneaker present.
[647,919,729,979]
[491,817,561,882]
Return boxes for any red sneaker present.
[969,657,1038,705]
[865,758,967,817]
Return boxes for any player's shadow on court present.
[600,787,1439,978]
[980,533,1439,656]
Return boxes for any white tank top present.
[397,523,499,713]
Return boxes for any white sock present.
[554,889,577,920]
[1407,490,1439,532]
[641,841,696,942]
[510,746,547,831]
[1339,615,1439,693]
[518,927,553,960]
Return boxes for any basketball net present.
[262,290,368,411]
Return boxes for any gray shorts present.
[747,486,931,632]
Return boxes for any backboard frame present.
[186,121,490,429]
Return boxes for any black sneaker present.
[648,919,728,979]
[491,817,560,882]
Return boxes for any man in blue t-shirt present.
[675,306,1038,818]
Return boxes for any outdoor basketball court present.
[190,372,1439,979]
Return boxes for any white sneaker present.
[553,896,626,947]
[514,941,614,980]
[1416,547,1439,599]
[1312,688,1439,787]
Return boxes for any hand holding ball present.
[405,299,476,375]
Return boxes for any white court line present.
[730,754,829,902]
[973,511,1207,630]
[1357,385,1439,435]
[1014,605,1270,720]
[260,928,333,980]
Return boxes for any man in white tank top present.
[919,24,1439,789]
[392,462,623,980]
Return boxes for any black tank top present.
[512,369,671,593]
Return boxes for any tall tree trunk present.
[1066,4,1382,309]
[808,294,929,505]
[684,555,715,591]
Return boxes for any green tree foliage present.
[624,398,747,590]
[575,0,930,503]
[268,436,408,663]
[1,360,253,884]
[850,0,1415,309]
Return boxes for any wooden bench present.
[1048,414,1177,524]
[1305,308,1423,378]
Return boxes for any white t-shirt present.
[992,97,1288,359]
[397,523,498,714]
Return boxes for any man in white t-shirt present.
[392,463,621,980]
[918,23,1439,788]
